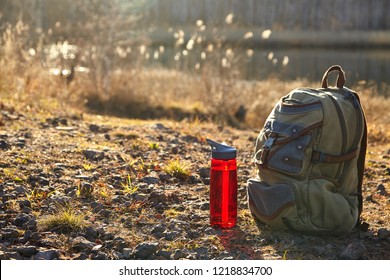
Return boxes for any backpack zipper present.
[273,121,323,145]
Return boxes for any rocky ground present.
[0,102,389,260]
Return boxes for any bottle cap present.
[206,138,237,160]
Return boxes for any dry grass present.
[39,207,87,234]
[1,22,389,139]
[164,158,192,180]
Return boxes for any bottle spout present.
[206,138,237,160]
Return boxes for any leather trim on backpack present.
[311,149,358,163]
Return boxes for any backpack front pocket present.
[267,134,311,174]
[247,179,297,230]
[254,96,323,176]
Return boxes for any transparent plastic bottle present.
[206,139,237,229]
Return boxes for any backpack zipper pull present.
[260,133,277,164]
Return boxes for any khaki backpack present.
[248,65,367,235]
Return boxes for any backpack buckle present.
[260,133,278,164]
[263,136,276,150]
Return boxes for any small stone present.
[15,138,26,148]
[53,163,67,172]
[92,244,103,252]
[141,176,160,185]
[189,175,202,184]
[5,252,22,260]
[200,202,210,211]
[186,230,201,239]
[156,250,171,260]
[112,195,123,203]
[18,199,32,209]
[84,226,98,239]
[158,174,171,182]
[0,140,10,150]
[194,247,209,259]
[78,182,94,197]
[340,240,366,260]
[72,253,88,260]
[34,249,60,260]
[377,228,390,239]
[151,224,166,235]
[14,213,32,227]
[91,202,105,213]
[164,231,180,241]
[30,232,41,242]
[55,126,77,131]
[152,123,167,130]
[15,246,39,257]
[112,174,122,181]
[134,193,148,202]
[48,195,71,206]
[198,167,209,178]
[38,176,50,186]
[114,239,128,252]
[122,248,133,260]
[134,242,159,259]
[102,232,115,241]
[27,175,39,185]
[23,230,32,242]
[83,149,105,161]
[14,186,26,194]
[171,249,188,260]
[92,252,108,260]
[0,251,9,260]
[71,236,95,252]
[74,175,91,181]
[26,218,37,231]
[148,191,168,205]
[377,184,388,196]
[171,146,179,154]
[89,124,100,133]
[99,209,112,218]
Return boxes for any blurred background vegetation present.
[1,0,389,128]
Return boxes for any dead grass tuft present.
[164,158,192,180]
[39,207,87,234]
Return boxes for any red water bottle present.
[206,139,237,229]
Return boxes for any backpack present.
[247,65,367,235]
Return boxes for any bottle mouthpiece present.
[206,138,237,160]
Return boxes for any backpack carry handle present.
[321,65,346,88]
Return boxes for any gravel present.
[0,109,389,260]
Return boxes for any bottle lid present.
[206,138,237,160]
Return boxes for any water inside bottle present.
[209,158,237,229]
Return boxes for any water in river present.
[155,46,390,94]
